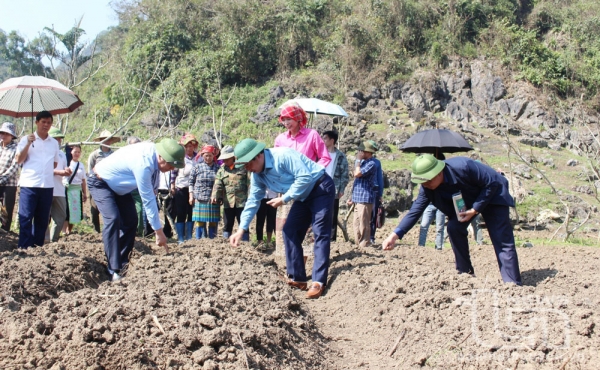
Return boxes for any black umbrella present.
[400,129,473,155]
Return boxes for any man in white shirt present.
[16,111,60,248]
[47,127,71,242]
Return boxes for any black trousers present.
[157,190,173,238]
[90,196,101,233]
[223,207,243,234]
[331,198,340,241]
[173,187,193,223]
[256,198,276,241]
[0,185,17,232]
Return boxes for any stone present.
[572,186,593,195]
[493,99,510,116]
[542,158,555,167]
[538,209,561,222]
[344,97,367,113]
[518,137,548,148]
[445,102,470,122]
[470,61,506,107]
[347,90,365,100]
[506,98,528,120]
[409,107,425,122]
[271,86,285,99]
[566,159,579,166]
[367,87,382,100]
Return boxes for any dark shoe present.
[306,282,325,299]
[287,279,308,291]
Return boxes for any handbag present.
[376,202,385,228]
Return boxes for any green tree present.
[0,30,48,81]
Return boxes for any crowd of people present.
[0,101,523,297]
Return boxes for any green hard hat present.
[411,154,445,184]
[155,138,185,168]
[48,127,64,138]
[234,138,266,168]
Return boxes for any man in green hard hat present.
[382,154,522,285]
[230,138,336,299]
[88,137,185,282]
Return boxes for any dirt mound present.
[0,236,325,369]
[0,234,106,309]
[1,226,599,369]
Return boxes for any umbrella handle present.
[30,89,35,147]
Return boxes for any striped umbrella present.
[0,76,83,131]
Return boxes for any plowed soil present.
[1,220,599,369]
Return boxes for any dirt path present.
[296,228,600,369]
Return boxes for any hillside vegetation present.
[2,0,600,138]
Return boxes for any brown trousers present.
[353,202,373,247]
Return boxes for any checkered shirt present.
[351,158,376,204]
[189,161,220,202]
[0,141,18,186]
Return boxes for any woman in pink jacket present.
[273,101,331,260]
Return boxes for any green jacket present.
[211,165,249,208]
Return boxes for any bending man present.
[382,154,522,285]
[88,138,184,281]
[229,138,335,299]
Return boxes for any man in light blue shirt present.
[88,138,185,282]
[230,138,335,299]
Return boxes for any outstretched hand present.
[382,232,399,251]
[229,229,245,247]
[155,228,169,254]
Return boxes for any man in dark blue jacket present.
[382,154,522,285]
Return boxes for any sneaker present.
[111,272,123,282]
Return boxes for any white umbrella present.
[292,98,348,117]
[0,76,84,130]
